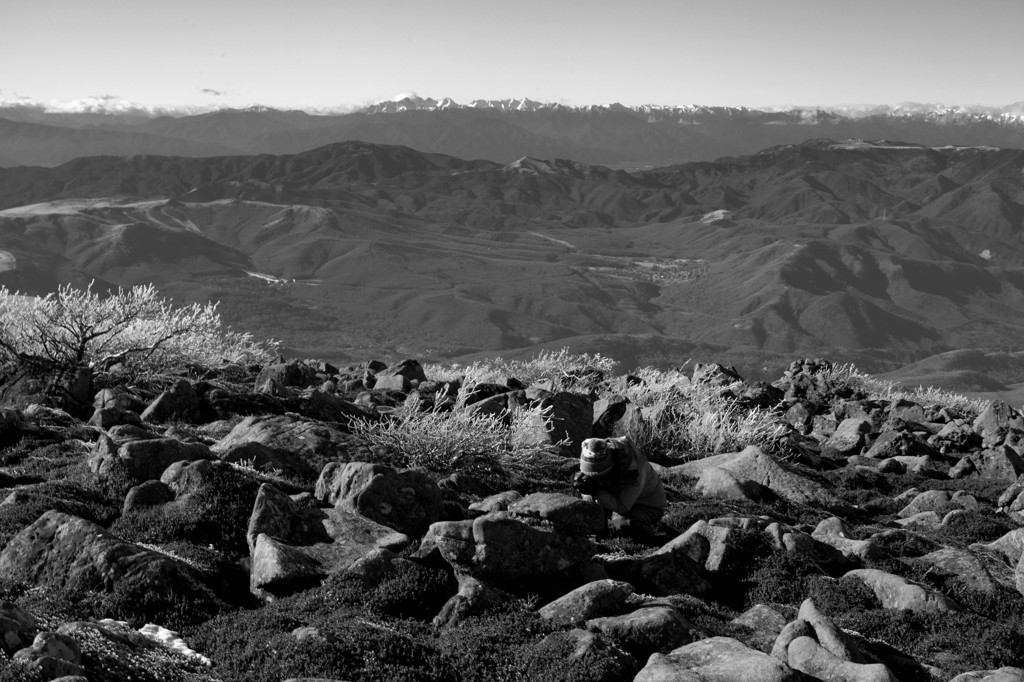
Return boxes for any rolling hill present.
[0,138,1023,391]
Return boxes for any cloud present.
[200,88,226,97]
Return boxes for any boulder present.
[0,600,37,656]
[314,461,443,537]
[821,418,873,457]
[254,361,319,392]
[694,466,777,502]
[974,402,1024,443]
[140,379,199,423]
[429,514,595,582]
[11,631,84,680]
[636,636,800,682]
[468,491,523,515]
[514,390,593,453]
[949,668,1024,682]
[247,483,411,599]
[586,606,703,660]
[812,517,882,563]
[433,575,515,628]
[600,541,712,598]
[844,568,963,613]
[912,547,1007,594]
[529,629,638,682]
[213,414,365,477]
[216,440,317,479]
[0,511,216,607]
[537,579,634,627]
[731,604,789,650]
[88,437,211,483]
[508,492,607,535]
[666,445,843,509]
[787,636,896,682]
[968,446,1024,483]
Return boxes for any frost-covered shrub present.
[0,282,274,374]
[350,388,567,474]
[425,347,618,390]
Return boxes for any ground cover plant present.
[6,283,1024,680]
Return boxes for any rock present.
[0,407,23,447]
[912,547,1006,594]
[314,461,443,536]
[666,445,844,509]
[508,492,607,535]
[897,489,957,518]
[968,446,1024,483]
[636,636,800,682]
[216,440,317,479]
[844,568,963,613]
[247,483,411,599]
[0,511,216,608]
[974,402,1024,443]
[121,479,175,514]
[592,395,629,438]
[429,514,595,582]
[468,491,523,515]
[822,418,873,457]
[787,635,896,682]
[514,391,593,453]
[949,668,1024,682]
[345,548,399,586]
[529,629,638,682]
[213,414,363,476]
[88,437,211,483]
[11,631,85,679]
[254,361,319,391]
[140,379,199,423]
[88,406,143,430]
[732,604,789,650]
[667,520,734,573]
[433,575,514,628]
[0,600,37,655]
[0,358,92,417]
[795,598,867,663]
[812,517,882,563]
[600,540,712,598]
[537,579,634,627]
[976,528,1024,565]
[864,429,933,459]
[586,606,703,660]
[694,466,777,502]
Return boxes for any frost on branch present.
[0,282,274,374]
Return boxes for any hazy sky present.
[3,0,1021,111]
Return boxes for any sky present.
[3,0,1022,112]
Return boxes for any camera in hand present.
[572,471,602,496]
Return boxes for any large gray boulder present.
[0,511,215,606]
[88,437,211,483]
[508,492,607,535]
[213,414,365,477]
[247,483,410,599]
[586,606,703,660]
[140,379,199,424]
[844,568,963,613]
[537,579,634,627]
[428,514,595,582]
[667,445,843,509]
[315,461,443,536]
[636,636,800,682]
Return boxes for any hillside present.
[3,346,1024,680]
[0,139,1023,391]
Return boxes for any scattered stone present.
[538,579,634,627]
[636,636,800,682]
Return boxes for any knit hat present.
[580,438,614,477]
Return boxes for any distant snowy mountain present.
[2,96,1024,168]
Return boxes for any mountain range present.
[3,97,1024,169]
[1,135,1024,396]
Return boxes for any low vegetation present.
[6,281,1024,681]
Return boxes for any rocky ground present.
[2,355,1024,681]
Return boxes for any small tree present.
[0,282,274,373]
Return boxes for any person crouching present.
[573,436,667,543]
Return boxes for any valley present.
[0,138,1022,395]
